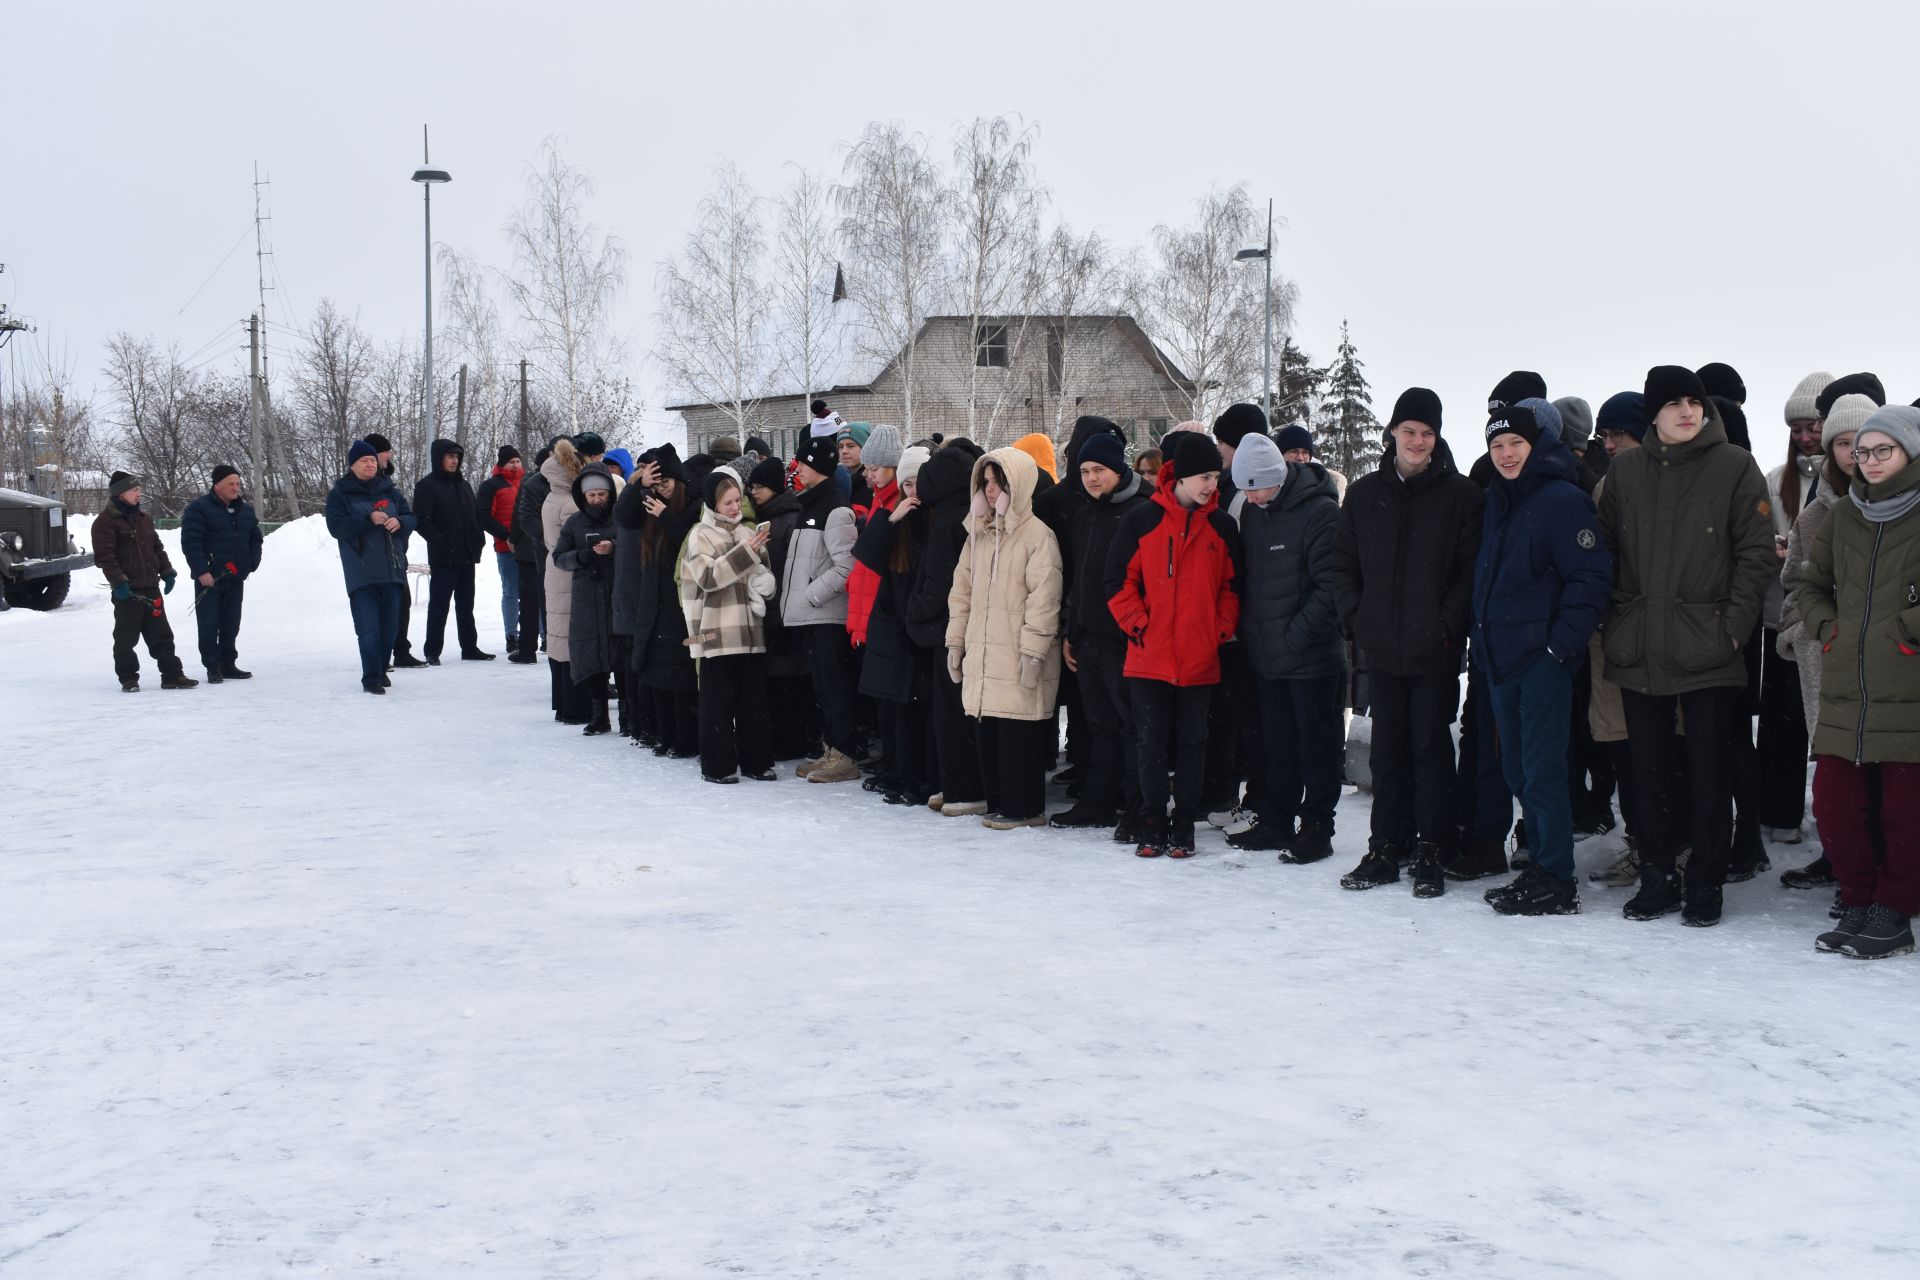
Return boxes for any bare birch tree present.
[438,247,509,450]
[297,297,374,472]
[503,136,631,436]
[834,122,945,433]
[1035,225,1127,435]
[770,165,840,412]
[102,334,208,513]
[947,115,1045,442]
[652,163,773,437]
[1127,185,1298,423]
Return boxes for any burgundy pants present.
[1813,756,1920,914]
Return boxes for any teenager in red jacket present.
[475,446,525,654]
[1104,432,1242,858]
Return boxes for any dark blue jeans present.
[194,578,244,670]
[1489,654,1576,881]
[1256,670,1346,831]
[349,583,404,683]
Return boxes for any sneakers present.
[983,813,1046,830]
[1134,819,1168,858]
[1206,806,1256,835]
[1572,807,1617,840]
[1340,841,1401,891]
[160,672,199,689]
[1623,870,1684,921]
[806,748,860,783]
[1283,819,1335,864]
[1781,857,1837,889]
[1682,883,1723,928]
[1484,865,1544,908]
[1166,820,1197,859]
[1816,905,1873,953]
[1049,804,1117,829]
[1228,820,1295,853]
[1589,844,1642,888]
[1840,906,1915,959]
[1490,868,1580,915]
[1443,836,1509,882]
[1409,841,1445,898]
[794,754,825,778]
[940,799,989,817]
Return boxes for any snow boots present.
[1134,818,1168,859]
[1165,819,1196,859]
[1623,870,1684,922]
[1283,819,1335,864]
[1840,906,1915,959]
[160,672,199,690]
[1443,835,1508,882]
[1781,857,1837,889]
[1409,841,1446,898]
[1340,840,1401,890]
[583,700,612,736]
[1682,883,1722,928]
[805,748,860,784]
[1049,804,1116,830]
[1228,820,1294,854]
[1816,905,1873,954]
[1488,866,1581,915]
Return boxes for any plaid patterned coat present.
[681,506,777,660]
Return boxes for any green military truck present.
[0,486,94,610]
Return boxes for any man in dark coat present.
[1474,400,1612,916]
[1225,433,1345,861]
[325,441,418,694]
[1049,431,1153,837]
[363,433,425,668]
[508,439,556,663]
[1331,387,1484,896]
[179,463,263,682]
[411,438,493,663]
[92,470,196,691]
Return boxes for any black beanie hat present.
[1711,396,1750,451]
[496,445,521,467]
[743,436,773,459]
[795,434,840,478]
[363,432,393,454]
[1390,387,1444,432]
[1644,365,1708,413]
[210,463,240,486]
[1171,431,1225,479]
[651,443,688,485]
[1696,362,1747,405]
[1487,371,1547,411]
[109,469,140,497]
[747,457,787,493]
[572,432,606,458]
[1815,372,1887,418]
[1485,403,1542,448]
[1212,402,1269,448]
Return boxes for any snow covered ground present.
[4,516,1918,1278]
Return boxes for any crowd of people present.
[90,368,1920,960]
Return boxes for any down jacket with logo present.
[1597,406,1775,697]
[779,476,858,628]
[945,447,1063,720]
[1103,460,1241,687]
[1236,460,1343,681]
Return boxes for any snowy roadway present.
[3,516,1917,1278]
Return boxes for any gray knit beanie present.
[863,423,904,470]
[1230,432,1288,492]
[1824,394,1878,451]
[1552,396,1594,451]
[1855,405,1920,463]
[1785,371,1835,424]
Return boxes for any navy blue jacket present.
[1471,421,1613,684]
[179,489,263,580]
[324,471,417,593]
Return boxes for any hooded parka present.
[539,444,583,661]
[551,464,620,682]
[944,447,1064,720]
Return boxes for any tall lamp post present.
[1235,197,1275,424]
[412,127,452,440]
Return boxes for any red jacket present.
[1104,462,1240,685]
[845,478,901,645]
[478,465,523,555]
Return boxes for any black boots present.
[582,700,612,736]
[1340,839,1401,890]
[1623,870,1684,922]
[1444,835,1509,882]
[1489,867,1580,915]
[1409,841,1446,898]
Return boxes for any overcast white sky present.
[10,0,1916,463]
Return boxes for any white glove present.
[947,647,965,684]
[1019,654,1041,690]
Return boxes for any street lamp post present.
[1235,198,1275,424]
[412,126,452,440]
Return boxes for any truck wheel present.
[3,573,73,610]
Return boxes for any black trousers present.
[1368,669,1460,850]
[795,625,859,756]
[931,669,985,803]
[1608,738,1643,839]
[699,652,773,779]
[610,636,636,734]
[549,658,591,723]
[651,686,699,753]
[1075,637,1140,819]
[393,585,414,657]
[879,696,933,795]
[1623,685,1736,887]
[975,715,1051,820]
[1203,645,1260,812]
[767,671,818,760]
[1568,650,1613,819]
[1756,628,1809,829]
[194,579,244,670]
[424,558,479,657]
[1132,677,1213,825]
[112,593,183,679]
[1258,670,1346,830]
[516,557,545,648]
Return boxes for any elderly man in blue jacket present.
[1474,398,1613,915]
[179,463,264,683]
[326,440,419,695]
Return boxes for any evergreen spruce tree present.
[1313,320,1381,477]
[1274,335,1322,427]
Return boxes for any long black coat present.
[610,479,651,637]
[552,467,620,683]
[511,468,550,564]
[853,510,925,703]
[630,493,700,692]
[901,445,978,652]
[755,487,808,677]
[1238,461,1345,680]
[411,440,485,567]
[1331,443,1484,678]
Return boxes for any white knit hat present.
[1785,371,1835,424]
[898,445,930,487]
[1823,394,1878,451]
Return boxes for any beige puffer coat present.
[680,504,776,660]
[944,447,1063,721]
[540,444,583,662]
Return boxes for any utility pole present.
[253,165,301,518]
[455,363,468,447]
[248,314,265,500]
[1262,197,1274,426]
[518,358,530,458]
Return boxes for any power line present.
[174,222,257,318]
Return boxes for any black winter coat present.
[511,469,550,564]
[179,489,263,581]
[630,492,700,691]
[1238,461,1345,680]
[902,445,978,652]
[552,467,620,683]
[610,479,651,637]
[753,487,807,675]
[1332,444,1484,677]
[853,511,925,703]
[411,440,485,566]
[1064,471,1152,648]
[1034,416,1129,553]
